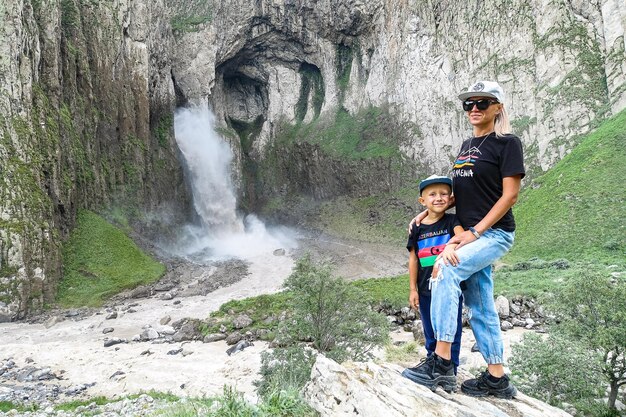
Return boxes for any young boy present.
[402,175,465,388]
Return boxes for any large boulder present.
[303,355,572,417]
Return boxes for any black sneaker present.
[401,354,456,393]
[461,371,517,399]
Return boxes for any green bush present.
[510,271,626,414]
[257,346,317,397]
[258,389,318,417]
[280,255,390,362]
[510,333,603,406]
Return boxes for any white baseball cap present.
[458,81,505,103]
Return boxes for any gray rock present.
[509,303,521,315]
[167,348,183,355]
[226,340,254,356]
[273,248,286,256]
[225,331,243,345]
[500,320,513,331]
[512,318,526,327]
[411,323,425,344]
[400,306,416,321]
[44,315,62,329]
[232,314,253,329]
[130,286,151,299]
[140,328,159,340]
[160,315,171,325]
[154,282,176,292]
[204,333,227,343]
[102,327,114,334]
[495,295,510,318]
[104,338,127,347]
[105,311,118,320]
[160,292,174,300]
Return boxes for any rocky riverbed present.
[0,232,407,413]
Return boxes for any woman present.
[405,81,524,399]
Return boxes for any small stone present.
[44,316,62,329]
[160,316,171,325]
[225,331,243,345]
[512,318,525,327]
[102,327,114,334]
[173,300,181,305]
[232,314,253,329]
[273,248,286,256]
[500,320,513,331]
[495,295,510,318]
[105,311,118,320]
[104,338,126,347]
[109,370,125,379]
[167,348,183,355]
[140,328,159,341]
[161,293,174,301]
[204,333,227,343]
[509,303,521,315]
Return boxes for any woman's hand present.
[409,289,419,310]
[447,230,478,250]
[439,244,460,266]
[408,209,428,233]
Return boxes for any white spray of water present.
[173,106,297,261]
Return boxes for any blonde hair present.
[494,104,512,137]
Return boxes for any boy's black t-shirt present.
[407,213,461,296]
[450,133,525,231]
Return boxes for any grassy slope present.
[494,109,626,297]
[507,108,626,265]
[57,210,165,307]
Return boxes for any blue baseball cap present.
[419,175,452,195]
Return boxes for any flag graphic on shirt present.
[417,234,450,267]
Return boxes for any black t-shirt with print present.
[450,133,525,232]
[406,213,461,296]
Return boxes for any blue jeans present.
[430,228,514,364]
[419,293,463,373]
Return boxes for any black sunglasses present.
[462,99,498,111]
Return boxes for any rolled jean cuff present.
[435,333,456,343]
[485,355,503,364]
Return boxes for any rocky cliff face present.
[1,0,625,318]
[0,0,188,319]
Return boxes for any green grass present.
[54,396,110,411]
[204,292,293,335]
[507,109,626,267]
[0,401,38,413]
[57,210,165,307]
[273,106,406,160]
[205,274,408,334]
[314,185,418,244]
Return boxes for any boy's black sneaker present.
[461,371,517,399]
[401,354,456,393]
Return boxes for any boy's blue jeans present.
[419,293,463,373]
[431,228,514,365]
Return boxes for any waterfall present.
[172,106,296,261]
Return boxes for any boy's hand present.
[439,244,460,266]
[409,290,419,310]
[408,209,428,233]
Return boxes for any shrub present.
[257,346,317,397]
[510,271,626,414]
[280,255,390,362]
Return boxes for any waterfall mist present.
[169,106,297,261]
